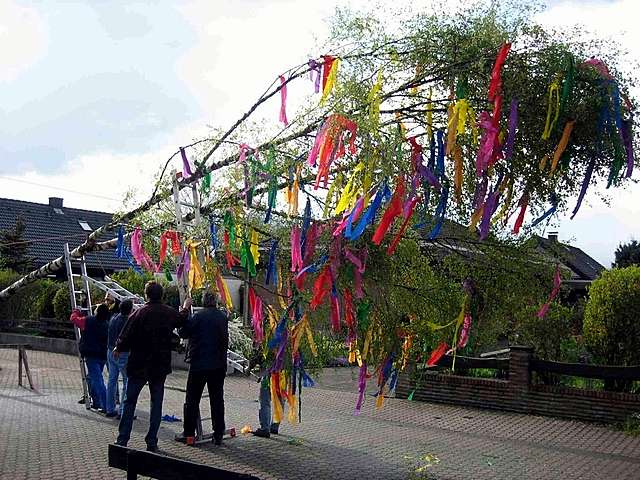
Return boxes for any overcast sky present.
[0,0,637,267]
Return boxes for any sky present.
[0,0,638,267]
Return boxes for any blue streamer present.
[115,225,125,258]
[265,240,278,286]
[209,221,219,251]
[300,198,311,257]
[530,194,558,228]
[345,182,390,241]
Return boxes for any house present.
[530,231,605,300]
[0,197,130,279]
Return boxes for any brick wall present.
[395,346,640,423]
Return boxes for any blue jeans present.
[85,357,106,410]
[106,350,128,416]
[258,378,282,432]
[117,376,165,449]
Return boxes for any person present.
[177,290,229,445]
[106,299,133,419]
[71,303,110,412]
[113,281,190,452]
[248,344,283,439]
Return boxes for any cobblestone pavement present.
[1,348,640,480]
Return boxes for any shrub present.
[32,280,63,319]
[513,303,574,361]
[109,269,154,296]
[0,269,50,322]
[584,266,640,366]
[53,286,72,321]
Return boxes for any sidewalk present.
[1,349,639,479]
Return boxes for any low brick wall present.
[396,346,640,424]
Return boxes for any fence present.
[395,346,640,423]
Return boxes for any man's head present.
[95,303,111,322]
[120,299,134,316]
[104,294,115,306]
[202,290,218,308]
[144,281,164,303]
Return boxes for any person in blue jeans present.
[113,281,190,452]
[72,303,110,412]
[106,299,133,419]
[248,345,283,439]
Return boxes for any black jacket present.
[79,315,108,360]
[116,301,187,380]
[179,307,229,372]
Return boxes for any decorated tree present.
[0,1,637,414]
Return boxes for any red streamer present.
[372,176,405,245]
[488,42,511,101]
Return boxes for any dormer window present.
[78,220,92,231]
[54,208,64,215]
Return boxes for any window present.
[78,220,92,231]
[54,208,64,215]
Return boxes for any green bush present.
[0,269,51,321]
[53,286,72,321]
[584,266,640,366]
[513,303,574,361]
[109,269,154,296]
[32,280,63,319]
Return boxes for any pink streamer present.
[330,291,341,332]
[250,288,264,344]
[238,143,251,163]
[476,111,500,176]
[333,197,364,237]
[279,75,288,126]
[344,248,367,298]
[306,120,330,167]
[457,313,472,349]
[290,226,303,273]
[130,227,157,272]
[537,265,562,318]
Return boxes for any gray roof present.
[533,235,605,281]
[0,197,130,272]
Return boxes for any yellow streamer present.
[334,162,365,215]
[362,327,373,362]
[270,373,284,424]
[219,274,233,309]
[469,205,484,232]
[376,389,385,409]
[542,80,560,140]
[250,229,260,266]
[453,144,463,204]
[287,164,300,216]
[549,120,575,175]
[368,69,383,130]
[277,265,288,310]
[320,58,340,105]
[187,240,205,290]
[446,102,458,155]
[468,105,478,145]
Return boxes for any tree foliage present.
[613,240,640,268]
[583,266,640,370]
[0,217,33,274]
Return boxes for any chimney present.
[49,197,63,209]
[548,231,558,242]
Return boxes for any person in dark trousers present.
[106,299,133,419]
[113,281,191,452]
[71,303,110,412]
[178,290,229,445]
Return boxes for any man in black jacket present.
[114,281,190,452]
[178,290,229,445]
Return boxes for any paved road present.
[1,348,639,480]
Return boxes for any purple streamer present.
[479,190,499,240]
[180,147,193,178]
[355,362,367,415]
[308,59,321,93]
[571,158,596,219]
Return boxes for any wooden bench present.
[108,443,260,480]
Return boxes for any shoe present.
[174,433,188,443]
[146,445,158,453]
[213,436,223,446]
[105,412,118,418]
[78,397,86,405]
[270,427,279,435]
[252,428,270,439]
[97,408,107,414]
[114,441,127,447]
[115,414,121,420]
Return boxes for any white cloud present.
[0,1,48,82]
